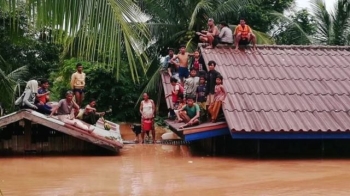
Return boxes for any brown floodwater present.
[0,124,350,195]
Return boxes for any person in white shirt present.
[218,21,233,44]
[139,93,156,143]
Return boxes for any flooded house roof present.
[161,73,229,141]
[200,44,350,133]
[0,109,123,152]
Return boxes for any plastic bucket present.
[143,119,152,131]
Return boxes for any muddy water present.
[0,125,350,195]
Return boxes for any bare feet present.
[205,45,213,49]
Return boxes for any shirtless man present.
[197,18,220,49]
[171,45,193,84]
[70,63,86,107]
[234,18,257,50]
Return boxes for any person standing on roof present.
[164,48,180,81]
[70,63,86,107]
[208,75,226,123]
[218,21,233,45]
[205,60,221,120]
[197,18,220,49]
[190,50,207,77]
[234,17,257,50]
[184,68,199,99]
[171,45,193,84]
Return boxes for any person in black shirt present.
[205,60,221,112]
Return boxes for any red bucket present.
[143,119,152,131]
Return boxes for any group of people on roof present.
[163,45,226,129]
[196,17,257,50]
[14,63,109,133]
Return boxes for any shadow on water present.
[189,136,350,160]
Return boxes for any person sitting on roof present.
[49,91,95,132]
[197,18,220,49]
[164,48,180,81]
[82,98,106,125]
[178,96,200,129]
[174,95,186,123]
[15,80,39,110]
[218,21,233,45]
[234,17,257,50]
[35,79,52,114]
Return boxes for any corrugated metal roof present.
[200,45,350,132]
[161,72,174,109]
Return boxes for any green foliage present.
[0,4,60,110]
[1,0,152,82]
[50,58,147,122]
[311,0,350,45]
[274,9,317,45]
[142,0,270,55]
[154,115,167,126]
[227,0,295,33]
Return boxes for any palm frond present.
[4,0,152,82]
[311,0,332,44]
[135,67,161,106]
[213,0,260,19]
[188,0,214,30]
[270,11,313,44]
[331,0,350,45]
[7,65,29,81]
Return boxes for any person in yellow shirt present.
[234,18,257,50]
[70,63,86,107]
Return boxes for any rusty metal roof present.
[200,45,350,132]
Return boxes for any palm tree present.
[0,0,152,82]
[142,0,272,53]
[311,0,350,45]
[135,0,274,108]
[0,55,28,110]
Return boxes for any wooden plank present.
[0,112,24,128]
[165,119,228,134]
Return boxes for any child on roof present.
[35,79,52,114]
[196,76,207,111]
[208,75,226,123]
[184,68,199,99]
[175,95,186,123]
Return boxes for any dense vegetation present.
[0,0,349,122]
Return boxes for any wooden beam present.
[0,111,24,128]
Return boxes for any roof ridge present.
[225,92,350,96]
[219,63,350,68]
[198,43,350,50]
[225,76,349,81]
[223,109,350,113]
